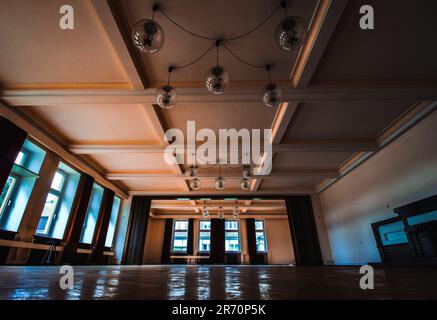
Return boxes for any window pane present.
[105,196,121,247]
[256,231,267,252]
[174,220,188,230]
[225,221,239,230]
[198,231,210,252]
[80,184,104,244]
[199,220,211,230]
[0,176,17,219]
[255,220,264,231]
[50,171,65,192]
[14,151,26,166]
[36,193,59,235]
[225,231,240,252]
[172,231,188,252]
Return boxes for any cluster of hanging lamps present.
[132,1,307,109]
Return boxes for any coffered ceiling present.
[1,0,437,198]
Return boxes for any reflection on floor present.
[0,265,436,300]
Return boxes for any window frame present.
[0,174,19,223]
[225,220,241,253]
[254,219,268,253]
[36,169,68,236]
[171,219,189,253]
[197,220,211,253]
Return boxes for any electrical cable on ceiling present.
[157,4,281,42]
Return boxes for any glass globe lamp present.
[132,19,165,54]
[155,85,177,109]
[189,177,201,191]
[205,66,230,94]
[215,176,226,190]
[261,83,283,108]
[240,178,250,191]
[275,16,307,51]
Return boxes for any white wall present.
[318,109,437,265]
[265,219,294,264]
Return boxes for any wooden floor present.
[0,265,436,300]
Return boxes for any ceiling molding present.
[129,189,315,196]
[68,139,378,154]
[315,101,437,193]
[4,83,437,106]
[106,169,339,180]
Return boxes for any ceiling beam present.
[68,139,378,154]
[129,189,315,196]
[4,83,437,106]
[89,0,144,89]
[250,0,349,192]
[106,168,339,180]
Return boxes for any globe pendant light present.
[232,202,240,219]
[261,65,283,108]
[275,16,307,51]
[206,40,230,95]
[215,164,226,190]
[155,66,177,109]
[218,206,225,219]
[189,177,201,191]
[240,178,250,191]
[132,5,164,54]
[242,165,252,179]
[202,201,209,218]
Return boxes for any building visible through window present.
[225,220,240,252]
[255,220,267,252]
[198,220,211,252]
[172,220,189,252]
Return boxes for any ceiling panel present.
[0,0,128,85]
[313,0,437,82]
[87,153,175,172]
[283,101,413,141]
[274,152,354,169]
[18,104,161,143]
[162,101,276,136]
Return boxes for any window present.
[198,220,211,252]
[0,176,17,221]
[80,183,104,244]
[225,220,240,252]
[36,170,66,235]
[172,219,188,253]
[34,162,80,239]
[104,196,121,248]
[255,220,268,252]
[0,140,46,232]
